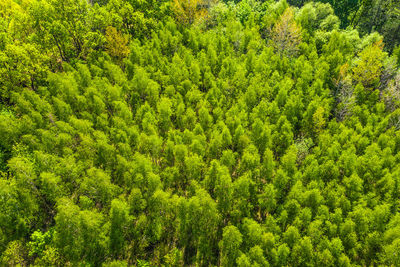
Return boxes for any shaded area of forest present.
[1,0,400,266]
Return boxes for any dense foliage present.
[1,0,400,266]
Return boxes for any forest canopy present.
[1,0,400,266]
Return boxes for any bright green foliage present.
[0,0,400,266]
[109,198,131,257]
[219,225,243,266]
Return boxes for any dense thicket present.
[287,0,400,52]
[1,0,400,266]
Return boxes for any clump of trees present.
[1,0,400,266]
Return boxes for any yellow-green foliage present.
[0,0,400,266]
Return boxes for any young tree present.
[353,41,385,89]
[110,198,131,257]
[172,0,215,25]
[272,7,302,58]
[219,225,243,266]
[105,26,130,62]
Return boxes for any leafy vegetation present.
[1,0,400,266]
